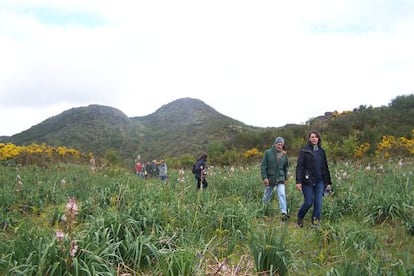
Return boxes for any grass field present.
[1,158,413,275]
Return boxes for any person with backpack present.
[193,153,208,190]
[260,136,290,221]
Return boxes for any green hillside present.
[1,95,413,167]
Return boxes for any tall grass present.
[248,225,290,275]
[0,159,413,275]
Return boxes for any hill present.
[133,98,258,158]
[1,94,414,165]
[2,98,258,162]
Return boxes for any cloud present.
[0,0,413,135]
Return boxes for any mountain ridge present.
[2,97,259,161]
[2,94,413,164]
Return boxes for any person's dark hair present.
[307,129,322,145]
[199,153,208,160]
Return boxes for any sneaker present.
[311,217,320,228]
[296,218,304,228]
[281,213,290,222]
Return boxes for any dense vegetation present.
[0,158,413,275]
[1,95,413,169]
[1,95,413,275]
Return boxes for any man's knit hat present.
[274,136,284,144]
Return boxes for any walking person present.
[295,130,332,227]
[260,136,290,221]
[150,160,158,178]
[193,153,208,190]
[158,160,168,183]
[144,161,151,179]
[135,160,145,179]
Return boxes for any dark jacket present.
[260,147,289,185]
[194,157,207,180]
[296,143,332,185]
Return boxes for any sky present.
[1,0,413,136]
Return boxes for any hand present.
[296,183,302,191]
[263,178,269,186]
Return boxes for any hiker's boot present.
[296,217,304,228]
[281,213,290,222]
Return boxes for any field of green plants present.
[1,158,413,275]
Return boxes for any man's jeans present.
[262,183,287,214]
[298,181,324,223]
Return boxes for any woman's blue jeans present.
[262,183,287,214]
[297,181,324,223]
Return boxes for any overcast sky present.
[1,0,413,136]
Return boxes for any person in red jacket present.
[135,161,145,179]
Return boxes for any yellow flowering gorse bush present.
[0,142,84,163]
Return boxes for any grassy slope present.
[0,158,413,275]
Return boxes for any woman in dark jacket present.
[295,130,332,227]
[194,153,208,190]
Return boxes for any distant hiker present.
[145,162,151,179]
[260,136,290,221]
[193,153,208,190]
[295,130,332,228]
[135,160,145,179]
[158,160,168,183]
[150,160,158,178]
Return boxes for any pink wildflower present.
[55,230,65,241]
[70,240,78,257]
[65,197,79,222]
[66,197,79,214]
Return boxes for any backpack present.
[192,160,203,174]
